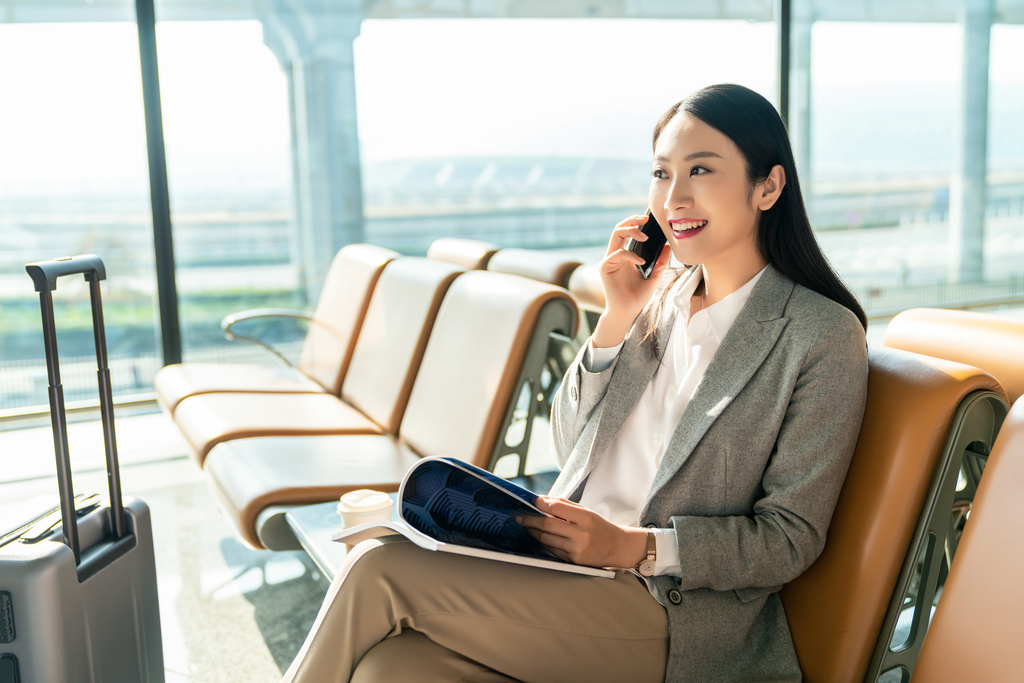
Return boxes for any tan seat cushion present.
[426,238,499,270]
[205,435,421,548]
[912,398,1024,682]
[154,363,325,414]
[781,347,1006,683]
[174,392,384,465]
[882,307,1024,403]
[486,248,581,287]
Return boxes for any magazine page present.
[332,519,436,549]
[395,456,558,561]
[331,519,615,578]
[436,457,546,512]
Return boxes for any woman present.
[282,84,869,683]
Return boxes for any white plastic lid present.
[338,489,392,513]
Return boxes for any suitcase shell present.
[0,255,164,683]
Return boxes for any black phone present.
[624,213,668,280]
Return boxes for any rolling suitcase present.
[0,255,164,683]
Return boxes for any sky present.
[0,18,1022,197]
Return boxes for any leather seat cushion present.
[205,434,422,548]
[174,392,384,465]
[154,363,326,413]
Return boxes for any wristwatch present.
[635,529,657,576]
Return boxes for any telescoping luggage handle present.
[25,255,126,567]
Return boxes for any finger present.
[520,512,579,539]
[516,513,546,529]
[606,216,651,255]
[649,243,673,277]
[525,526,573,551]
[536,498,594,525]
[613,214,650,229]
[546,546,573,563]
[602,249,646,270]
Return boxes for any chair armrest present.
[220,308,314,367]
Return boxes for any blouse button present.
[652,434,661,445]
[668,589,682,605]
[570,386,578,401]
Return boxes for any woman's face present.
[648,112,762,273]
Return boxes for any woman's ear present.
[755,164,786,211]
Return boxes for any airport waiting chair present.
[566,262,604,333]
[911,398,1024,683]
[202,270,578,549]
[486,248,584,414]
[154,243,399,413]
[780,346,1008,683]
[426,237,499,270]
[486,248,582,288]
[882,307,1024,402]
[169,257,464,466]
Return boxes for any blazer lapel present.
[647,266,794,501]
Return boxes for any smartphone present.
[624,212,668,280]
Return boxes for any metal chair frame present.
[867,389,1008,682]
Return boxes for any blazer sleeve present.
[549,340,621,470]
[669,309,869,592]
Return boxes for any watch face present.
[638,559,656,577]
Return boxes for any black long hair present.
[643,84,867,339]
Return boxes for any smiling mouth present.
[670,220,708,236]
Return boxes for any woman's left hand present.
[518,497,649,569]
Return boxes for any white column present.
[788,0,814,192]
[948,0,992,283]
[262,2,366,305]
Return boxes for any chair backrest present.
[882,307,1024,402]
[912,398,1024,683]
[566,263,605,313]
[426,237,499,270]
[398,271,577,469]
[780,346,1007,683]
[341,257,464,435]
[486,248,582,288]
[298,244,398,395]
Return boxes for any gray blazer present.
[549,264,868,683]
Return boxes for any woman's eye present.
[690,166,709,176]
[652,169,667,179]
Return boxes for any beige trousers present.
[281,536,669,683]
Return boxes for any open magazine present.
[332,456,616,578]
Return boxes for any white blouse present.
[578,264,767,585]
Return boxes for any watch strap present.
[635,530,656,572]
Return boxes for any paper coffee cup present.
[338,489,393,530]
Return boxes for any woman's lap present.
[285,536,668,683]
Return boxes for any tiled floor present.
[0,411,329,683]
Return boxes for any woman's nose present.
[665,180,694,211]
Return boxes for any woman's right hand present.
[591,214,671,349]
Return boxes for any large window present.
[147,13,777,366]
[802,19,1024,339]
[355,19,776,254]
[3,5,1021,413]
[153,19,304,365]
[0,17,159,412]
